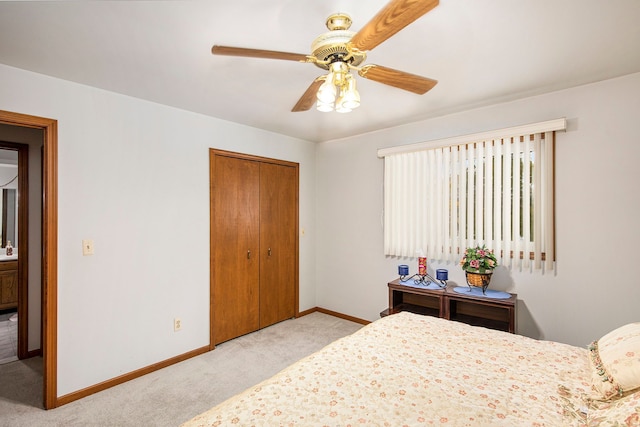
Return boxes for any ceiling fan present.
[211,0,439,113]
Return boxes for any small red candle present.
[418,257,426,275]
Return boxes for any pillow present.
[588,322,640,400]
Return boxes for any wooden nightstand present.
[380,279,446,318]
[382,279,517,333]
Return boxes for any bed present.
[182,312,640,426]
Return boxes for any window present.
[379,119,565,271]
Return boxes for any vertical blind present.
[381,120,565,270]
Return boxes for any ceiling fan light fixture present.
[339,76,360,110]
[316,99,334,112]
[316,73,337,104]
[316,61,361,113]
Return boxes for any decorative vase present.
[465,270,493,294]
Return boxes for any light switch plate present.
[82,239,94,256]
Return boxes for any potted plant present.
[460,245,498,293]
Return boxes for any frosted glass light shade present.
[335,101,352,113]
[340,77,360,110]
[316,100,334,112]
[316,73,336,104]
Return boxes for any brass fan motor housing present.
[310,13,366,70]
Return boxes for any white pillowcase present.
[589,322,640,400]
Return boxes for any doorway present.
[0,110,57,410]
[0,146,25,365]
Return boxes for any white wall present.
[0,63,316,397]
[316,72,640,347]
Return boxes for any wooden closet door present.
[211,154,260,344]
[259,162,297,328]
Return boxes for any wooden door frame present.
[0,110,57,409]
[0,141,29,359]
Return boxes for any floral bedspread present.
[182,312,592,426]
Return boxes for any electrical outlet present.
[174,318,182,332]
[82,239,95,256]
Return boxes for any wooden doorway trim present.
[0,110,57,409]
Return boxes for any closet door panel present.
[212,155,260,344]
[259,162,297,328]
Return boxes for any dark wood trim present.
[312,307,370,325]
[26,348,42,358]
[56,345,210,406]
[293,165,300,318]
[0,110,57,409]
[15,142,28,358]
[40,144,44,355]
[1,189,7,246]
[296,307,318,317]
[552,131,557,262]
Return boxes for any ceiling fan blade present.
[358,64,437,94]
[291,77,325,112]
[211,45,309,62]
[350,0,439,52]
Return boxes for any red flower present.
[626,412,639,426]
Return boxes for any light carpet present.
[0,311,363,426]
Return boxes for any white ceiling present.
[1,0,639,143]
